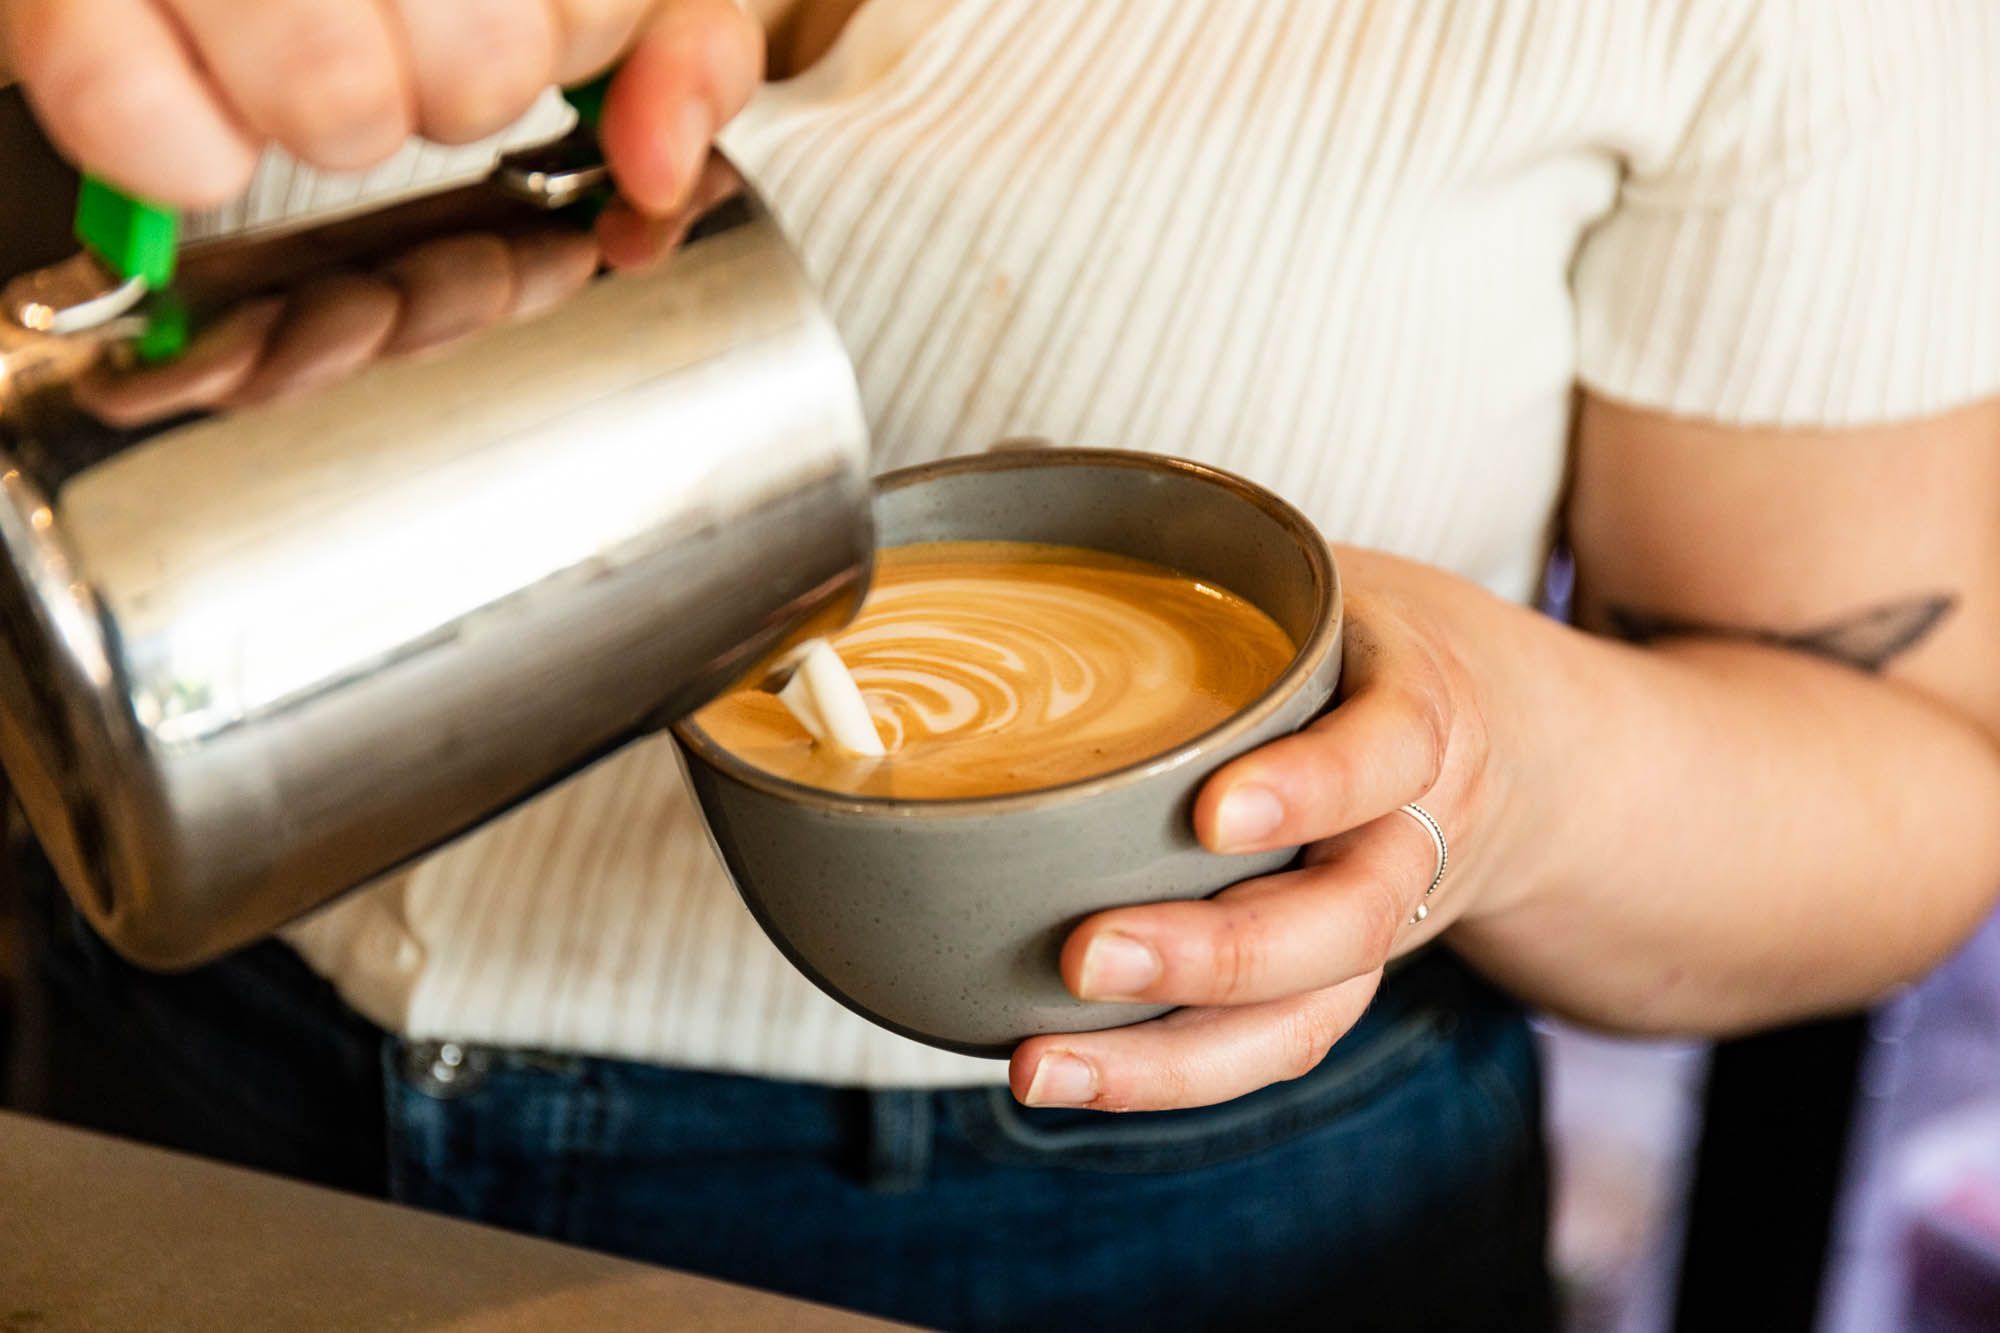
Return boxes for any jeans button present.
[402,1040,491,1099]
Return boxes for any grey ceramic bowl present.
[673,449,1342,1056]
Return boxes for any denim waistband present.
[378,937,1515,1198]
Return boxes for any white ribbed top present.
[281,0,2000,1087]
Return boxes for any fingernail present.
[1077,932,1163,1001]
[1024,1052,1097,1108]
[1215,784,1285,851]
[667,99,713,208]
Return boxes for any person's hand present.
[3,0,762,213]
[1011,548,1555,1111]
[73,223,601,426]
[69,147,746,428]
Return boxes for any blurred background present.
[1536,913,2000,1333]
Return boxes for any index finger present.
[1194,598,1453,854]
[8,0,258,207]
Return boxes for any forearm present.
[1451,617,2000,1037]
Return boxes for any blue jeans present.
[9,847,1553,1331]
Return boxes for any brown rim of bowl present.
[671,448,1341,817]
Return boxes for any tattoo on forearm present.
[1606,593,1959,674]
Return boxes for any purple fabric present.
[1823,907,2000,1332]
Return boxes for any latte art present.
[696,542,1297,799]
[847,577,1223,751]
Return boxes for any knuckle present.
[1390,680,1451,791]
[1276,1007,1338,1083]
[1312,738,1364,803]
[1356,873,1407,960]
[264,17,405,151]
[1204,912,1266,1005]
[1451,697,1495,817]
[1290,732,1358,820]
[548,0,640,77]
[552,0,634,36]
[39,51,178,139]
[418,4,555,141]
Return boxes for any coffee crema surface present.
[693,541,1297,799]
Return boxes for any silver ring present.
[1397,802,1448,924]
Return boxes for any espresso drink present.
[694,541,1295,799]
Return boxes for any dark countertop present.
[0,1110,913,1331]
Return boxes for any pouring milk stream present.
[775,640,888,758]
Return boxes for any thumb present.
[599,0,764,215]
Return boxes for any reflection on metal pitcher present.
[0,110,871,968]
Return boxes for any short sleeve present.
[1573,0,2000,428]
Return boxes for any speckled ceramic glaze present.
[673,450,1343,1056]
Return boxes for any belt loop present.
[865,1090,933,1193]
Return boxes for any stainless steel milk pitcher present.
[0,91,872,967]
